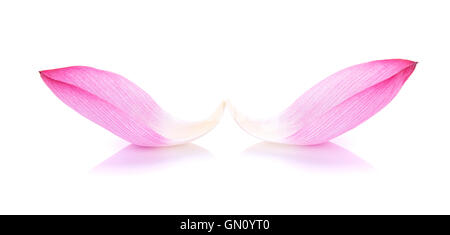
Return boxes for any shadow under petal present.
[243,142,373,172]
[91,143,212,175]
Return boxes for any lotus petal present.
[40,66,225,146]
[230,59,417,145]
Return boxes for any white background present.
[0,0,449,214]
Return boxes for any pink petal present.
[230,59,417,145]
[40,66,224,146]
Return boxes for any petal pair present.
[40,59,416,146]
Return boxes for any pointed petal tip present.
[39,67,64,79]
[39,70,50,80]
[375,58,417,65]
[39,67,60,74]
[398,59,419,67]
[39,66,92,75]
